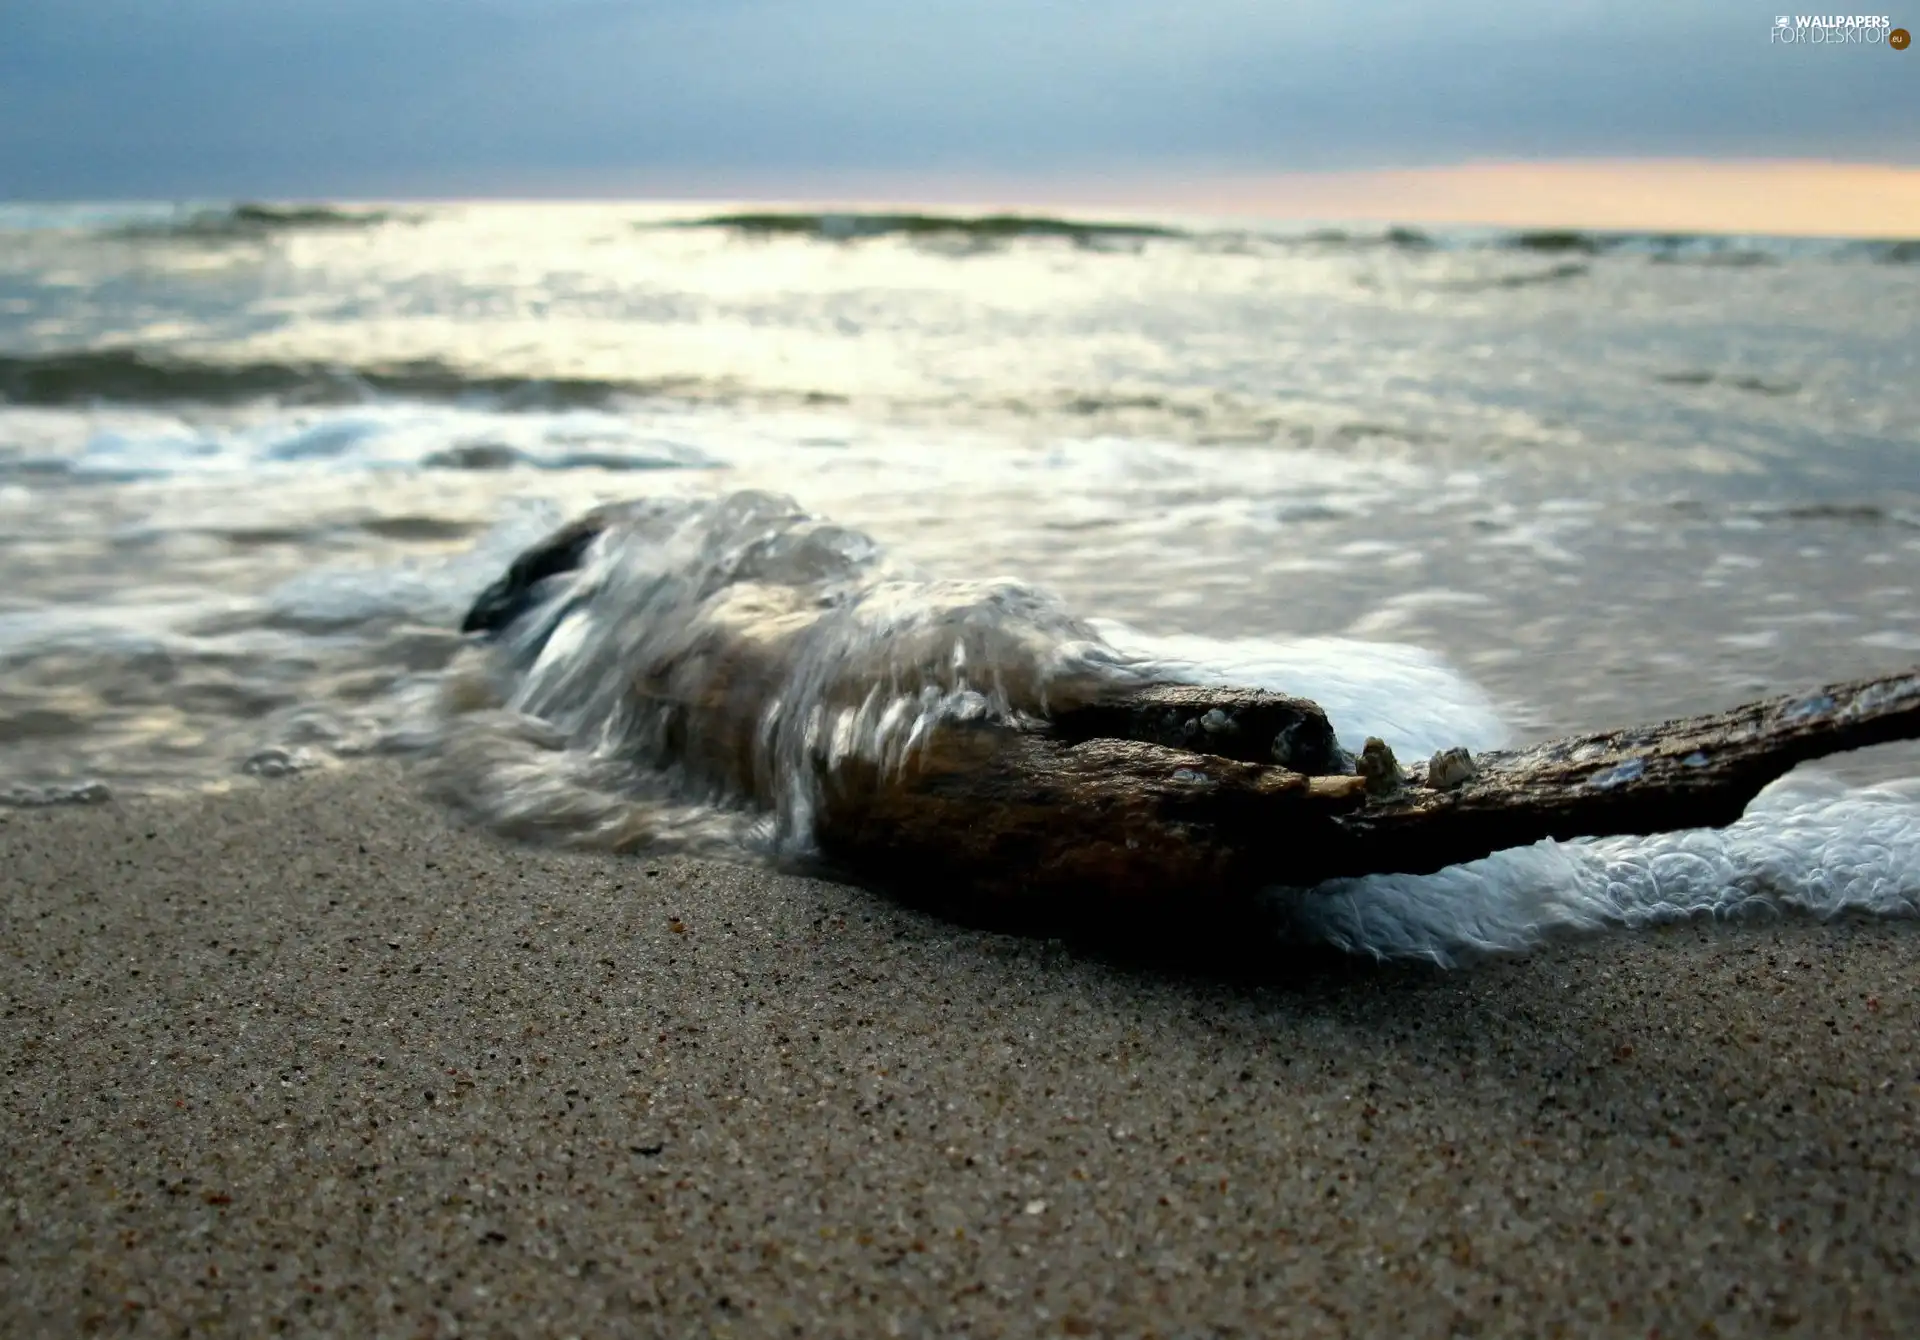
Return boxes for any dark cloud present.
[1,1,1912,197]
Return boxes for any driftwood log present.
[814,672,1920,904]
[462,508,1920,909]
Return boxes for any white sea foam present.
[1275,771,1920,964]
[1161,633,1919,962]
[419,490,1149,854]
[1090,622,1512,757]
[56,406,724,477]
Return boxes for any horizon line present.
[13,159,1920,240]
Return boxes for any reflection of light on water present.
[0,202,1914,816]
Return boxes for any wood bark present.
[813,670,1920,906]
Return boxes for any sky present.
[1,1,1916,203]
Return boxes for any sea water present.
[2,202,1915,958]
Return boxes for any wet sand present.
[3,765,1916,1337]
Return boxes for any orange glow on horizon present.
[1169,160,1920,238]
[566,159,1920,240]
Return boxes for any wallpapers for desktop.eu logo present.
[1770,12,1904,43]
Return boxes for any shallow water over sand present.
[1,203,1916,940]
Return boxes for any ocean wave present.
[1653,369,1800,396]
[0,350,1419,455]
[14,202,1902,272]
[18,201,1906,267]
[1378,226,1435,249]
[1865,238,1920,263]
[1648,248,1775,268]
[1743,501,1920,529]
[1494,229,1919,264]
[661,210,1185,245]
[1434,261,1591,292]
[0,349,693,410]
[659,213,1917,267]
[1349,227,1915,266]
[882,216,1437,253]
[108,202,403,241]
[418,442,720,474]
[425,490,1400,854]
[1411,227,1920,265]
[1502,229,1607,254]
[1171,225,1441,256]
[0,401,725,481]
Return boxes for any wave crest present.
[110,203,402,241]
[0,349,685,410]
[664,210,1184,245]
[426,491,1152,853]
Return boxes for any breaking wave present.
[654,212,1916,265]
[0,349,699,410]
[414,490,1920,963]
[109,202,403,240]
[1503,230,1607,254]
[20,202,1907,266]
[418,490,1170,853]
[662,210,1184,245]
[1434,261,1591,292]
[0,401,723,480]
[1499,229,1917,264]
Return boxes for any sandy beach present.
[3,764,1916,1337]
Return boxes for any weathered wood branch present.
[1321,669,1920,884]
[811,668,1920,906]
[804,669,1920,904]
